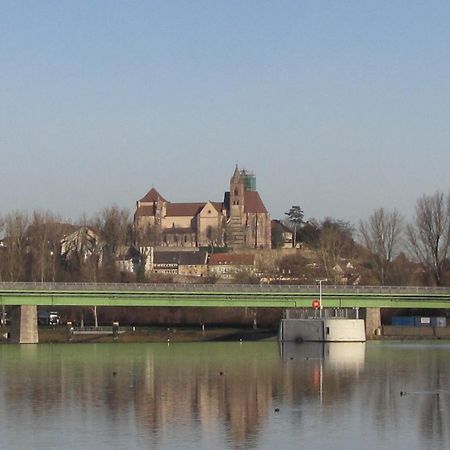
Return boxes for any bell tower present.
[227,165,246,247]
[230,165,245,217]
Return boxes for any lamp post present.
[316,279,327,319]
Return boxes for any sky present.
[1,1,449,225]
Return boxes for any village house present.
[150,250,209,276]
[115,245,141,273]
[271,220,294,248]
[208,253,256,280]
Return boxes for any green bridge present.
[1,282,450,309]
[2,283,450,344]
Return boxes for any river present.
[0,341,449,449]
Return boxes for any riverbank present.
[1,325,278,344]
[3,325,450,343]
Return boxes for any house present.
[271,220,294,248]
[134,166,271,249]
[177,251,209,277]
[152,251,179,274]
[115,245,141,273]
[208,253,255,279]
[60,227,103,263]
[152,250,208,276]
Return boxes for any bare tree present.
[94,206,132,281]
[27,210,64,283]
[319,218,354,282]
[1,211,29,281]
[406,191,450,286]
[359,208,404,285]
[0,215,4,282]
[95,206,132,255]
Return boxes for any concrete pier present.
[365,308,381,339]
[280,318,366,342]
[10,305,39,344]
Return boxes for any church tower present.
[230,165,245,217]
[227,165,246,247]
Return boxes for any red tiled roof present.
[139,188,167,203]
[210,202,224,213]
[136,201,223,218]
[244,191,267,214]
[166,202,205,217]
[208,253,255,266]
[135,205,154,217]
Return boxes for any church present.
[134,166,271,249]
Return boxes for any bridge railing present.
[0,282,449,295]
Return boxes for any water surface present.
[0,341,449,449]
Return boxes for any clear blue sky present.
[1,1,449,225]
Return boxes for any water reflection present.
[0,342,449,450]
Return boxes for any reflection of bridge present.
[1,282,450,308]
[2,283,450,343]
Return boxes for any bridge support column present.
[10,305,39,344]
[365,308,381,339]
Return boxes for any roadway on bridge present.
[1,283,450,309]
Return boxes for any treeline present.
[274,190,450,286]
[1,190,449,286]
[0,206,134,283]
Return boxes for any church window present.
[234,188,238,196]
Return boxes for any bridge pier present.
[10,305,39,344]
[365,308,381,339]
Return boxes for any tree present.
[359,208,404,285]
[406,191,450,286]
[319,218,355,282]
[297,220,320,248]
[271,221,285,249]
[27,210,64,283]
[285,206,304,248]
[96,206,132,253]
[1,211,29,281]
[95,206,132,279]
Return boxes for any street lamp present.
[316,279,328,318]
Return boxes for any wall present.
[280,318,366,342]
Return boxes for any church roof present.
[136,201,224,218]
[244,191,268,214]
[222,191,268,214]
[209,202,224,213]
[166,202,205,217]
[139,188,167,203]
[135,205,154,217]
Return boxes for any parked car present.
[38,310,61,325]
[0,312,9,326]
[49,312,60,325]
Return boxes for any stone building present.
[134,166,271,249]
[208,253,255,279]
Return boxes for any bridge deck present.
[1,283,450,308]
